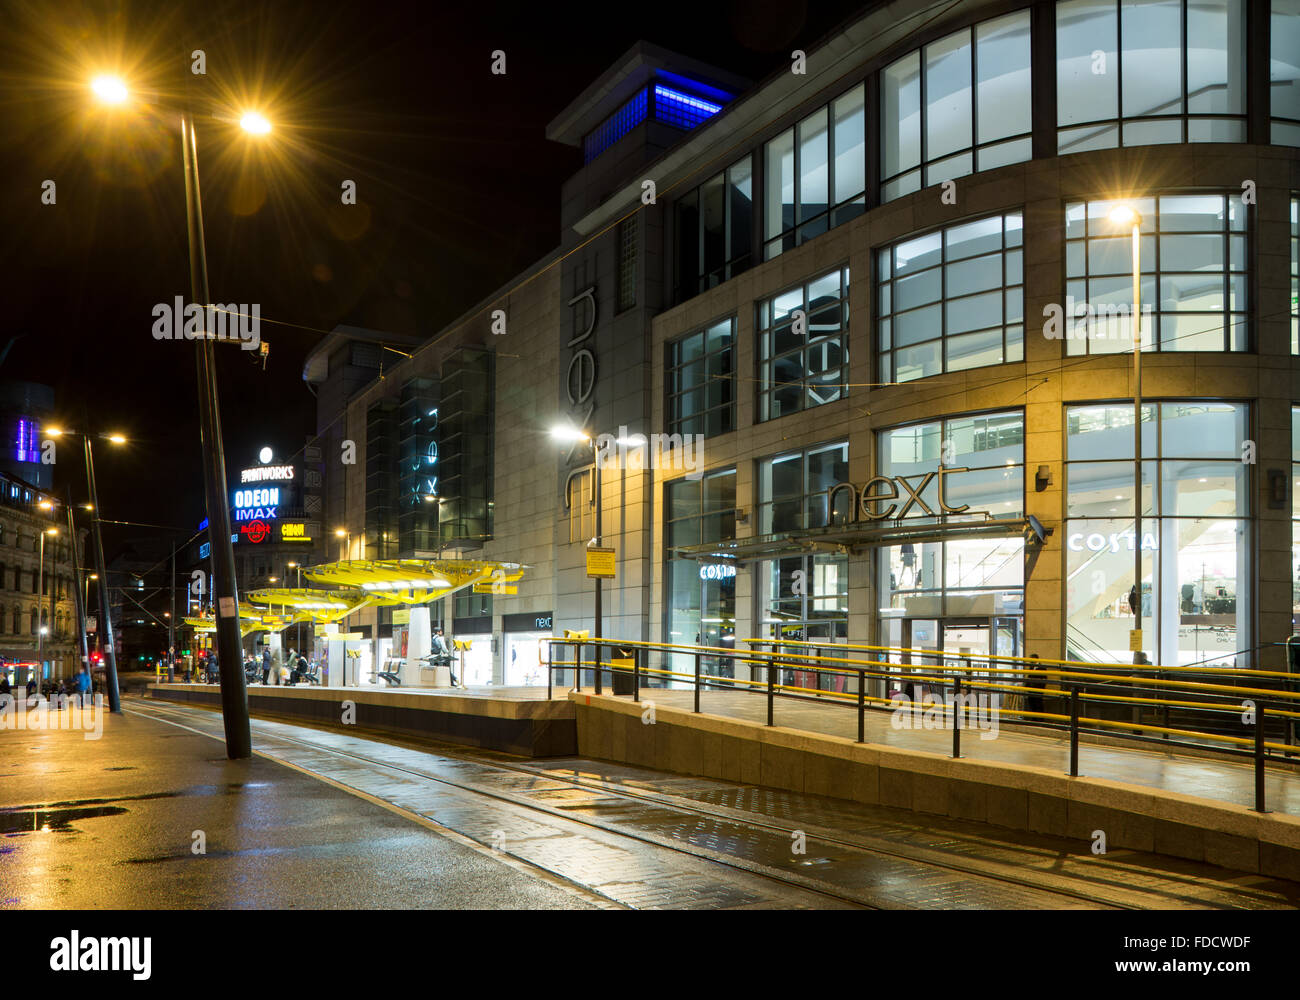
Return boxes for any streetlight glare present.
[550,425,590,444]
[45,427,63,437]
[335,528,347,538]
[1108,204,1141,227]
[240,112,272,135]
[107,434,127,445]
[91,75,129,105]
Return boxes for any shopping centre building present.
[305,0,1300,689]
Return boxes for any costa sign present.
[827,467,978,522]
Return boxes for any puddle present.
[0,805,127,835]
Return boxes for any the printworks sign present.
[826,467,981,522]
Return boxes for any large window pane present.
[925,31,972,160]
[758,268,849,421]
[667,318,736,438]
[1059,0,1245,151]
[879,212,1022,381]
[976,12,1032,142]
[1272,0,1300,139]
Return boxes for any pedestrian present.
[261,646,271,685]
[432,627,457,686]
[285,647,297,685]
[75,665,92,707]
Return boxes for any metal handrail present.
[544,636,1298,814]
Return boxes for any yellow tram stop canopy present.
[243,587,367,624]
[299,558,525,606]
[183,603,294,638]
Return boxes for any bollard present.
[595,641,602,696]
[1069,684,1080,778]
[857,669,865,744]
[952,676,962,759]
[1255,705,1266,813]
[767,656,775,727]
[547,651,552,700]
[694,652,701,714]
[575,641,582,693]
[633,647,640,703]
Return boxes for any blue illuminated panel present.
[583,89,649,163]
[652,85,722,130]
[14,418,37,464]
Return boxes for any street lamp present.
[36,527,58,692]
[1108,203,1146,667]
[90,76,275,759]
[335,528,351,561]
[45,427,126,712]
[551,425,603,650]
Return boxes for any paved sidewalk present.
[0,701,594,909]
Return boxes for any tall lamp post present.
[46,428,126,712]
[1108,204,1146,669]
[35,526,58,691]
[551,426,603,646]
[90,75,272,757]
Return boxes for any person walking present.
[76,665,92,708]
[261,646,271,685]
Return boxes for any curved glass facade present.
[1056,0,1246,153]
[881,9,1033,200]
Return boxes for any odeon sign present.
[826,467,977,521]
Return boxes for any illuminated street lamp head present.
[91,75,129,105]
[550,425,591,444]
[106,433,126,445]
[240,112,272,135]
[335,528,346,538]
[38,501,52,510]
[1108,204,1142,228]
[46,527,58,536]
[45,427,63,437]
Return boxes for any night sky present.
[0,0,866,561]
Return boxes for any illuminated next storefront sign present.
[826,468,976,522]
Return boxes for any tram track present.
[128,698,1295,910]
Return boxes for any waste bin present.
[611,646,635,695]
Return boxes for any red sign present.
[241,520,271,544]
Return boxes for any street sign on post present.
[586,547,616,579]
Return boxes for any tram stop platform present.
[148,681,1300,879]
[148,683,575,757]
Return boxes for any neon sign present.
[232,487,279,522]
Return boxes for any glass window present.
[758,267,849,421]
[1065,401,1250,666]
[1056,0,1246,153]
[1292,197,1299,354]
[878,411,1025,522]
[881,10,1032,202]
[676,156,753,302]
[764,84,865,259]
[1274,1,1300,145]
[665,470,738,683]
[877,411,1025,621]
[756,442,848,535]
[878,212,1023,382]
[617,215,637,312]
[1063,193,1247,354]
[667,317,736,438]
